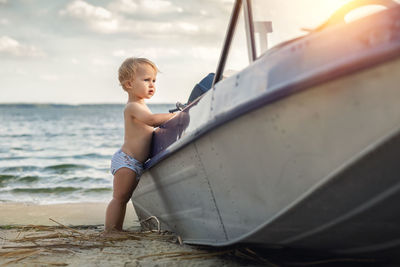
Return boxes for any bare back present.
[118,63,175,163]
[121,104,154,163]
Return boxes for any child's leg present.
[105,168,138,231]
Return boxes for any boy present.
[105,57,175,232]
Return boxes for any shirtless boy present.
[105,57,175,232]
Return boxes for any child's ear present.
[124,80,133,89]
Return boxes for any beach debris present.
[139,215,161,233]
[135,249,234,261]
[48,218,85,236]
[0,249,41,266]
[0,219,380,266]
[0,249,39,258]
[235,248,279,267]
[25,261,68,266]
[0,218,178,266]
[177,235,183,245]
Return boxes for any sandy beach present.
[0,202,265,267]
[0,202,121,227]
[0,203,393,267]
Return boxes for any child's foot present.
[102,228,125,238]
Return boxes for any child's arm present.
[126,103,175,127]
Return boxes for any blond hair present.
[118,57,158,91]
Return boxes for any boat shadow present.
[184,243,399,266]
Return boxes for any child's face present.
[130,63,157,99]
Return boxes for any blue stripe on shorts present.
[110,149,144,180]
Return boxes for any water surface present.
[0,103,174,204]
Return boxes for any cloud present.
[0,0,7,4]
[112,47,180,60]
[0,18,9,25]
[143,0,171,9]
[40,74,59,81]
[136,0,183,14]
[109,0,182,15]
[59,0,183,35]
[59,0,120,33]
[15,68,27,76]
[0,36,44,57]
[58,0,229,40]
[108,0,138,14]
[112,49,126,57]
[177,22,198,33]
[117,20,201,37]
[71,58,80,64]
[91,58,109,66]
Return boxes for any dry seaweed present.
[0,249,41,266]
[0,249,39,258]
[3,244,113,250]
[48,218,85,236]
[2,218,375,266]
[0,218,181,266]
[135,248,262,262]
[28,261,68,266]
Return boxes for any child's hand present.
[169,112,177,120]
[126,102,177,127]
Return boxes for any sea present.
[0,103,175,204]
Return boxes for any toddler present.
[105,57,175,232]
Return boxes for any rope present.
[139,216,161,233]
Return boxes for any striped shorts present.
[110,149,143,181]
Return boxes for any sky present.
[0,0,233,104]
[1,0,392,104]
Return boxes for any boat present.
[132,0,400,257]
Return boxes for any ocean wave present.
[17,176,40,183]
[0,174,15,180]
[0,175,42,186]
[1,166,40,173]
[0,134,33,138]
[11,186,82,194]
[63,177,109,183]
[84,188,112,193]
[36,156,68,160]
[0,175,15,184]
[0,174,109,187]
[96,168,111,172]
[7,186,112,195]
[43,164,90,173]
[72,153,110,159]
[0,156,28,161]
[35,155,100,160]
[96,143,119,148]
